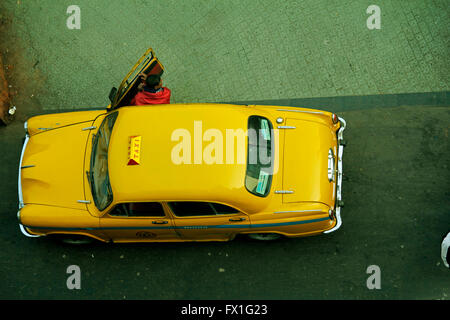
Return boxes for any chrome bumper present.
[442,232,450,268]
[18,133,28,210]
[17,122,42,238]
[324,117,346,234]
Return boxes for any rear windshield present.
[245,116,274,197]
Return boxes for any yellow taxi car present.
[17,48,346,243]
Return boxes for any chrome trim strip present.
[337,117,346,142]
[18,134,29,209]
[277,126,296,129]
[324,207,342,234]
[82,126,96,131]
[324,117,346,234]
[77,200,91,204]
[18,135,41,238]
[441,232,450,268]
[19,224,41,238]
[274,190,294,194]
[277,109,324,115]
[22,217,330,232]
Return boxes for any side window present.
[168,202,239,217]
[211,203,239,215]
[109,202,165,217]
[168,202,214,217]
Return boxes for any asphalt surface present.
[0,105,449,300]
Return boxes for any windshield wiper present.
[86,170,94,184]
[88,169,97,201]
[89,132,98,204]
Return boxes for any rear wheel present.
[247,233,281,241]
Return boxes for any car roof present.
[107,104,272,213]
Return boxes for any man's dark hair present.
[145,74,161,89]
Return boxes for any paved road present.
[0,105,449,300]
[0,0,449,300]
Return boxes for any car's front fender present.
[26,110,105,136]
[18,204,102,239]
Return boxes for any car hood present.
[20,122,92,210]
[282,118,337,207]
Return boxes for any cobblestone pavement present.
[1,0,449,111]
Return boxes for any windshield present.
[245,116,274,197]
[89,112,118,210]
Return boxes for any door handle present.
[229,217,245,222]
[152,220,168,224]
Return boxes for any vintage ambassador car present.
[17,48,346,244]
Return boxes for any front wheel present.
[247,233,282,241]
[52,234,94,245]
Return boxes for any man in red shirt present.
[131,73,171,105]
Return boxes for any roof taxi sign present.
[127,135,142,165]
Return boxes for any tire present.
[58,234,94,245]
[247,233,282,241]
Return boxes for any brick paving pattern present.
[1,0,449,110]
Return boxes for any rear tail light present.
[328,209,335,220]
[331,114,338,124]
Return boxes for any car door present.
[108,47,164,110]
[99,201,179,242]
[166,201,250,241]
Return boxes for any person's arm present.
[137,73,147,91]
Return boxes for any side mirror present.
[108,87,118,103]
